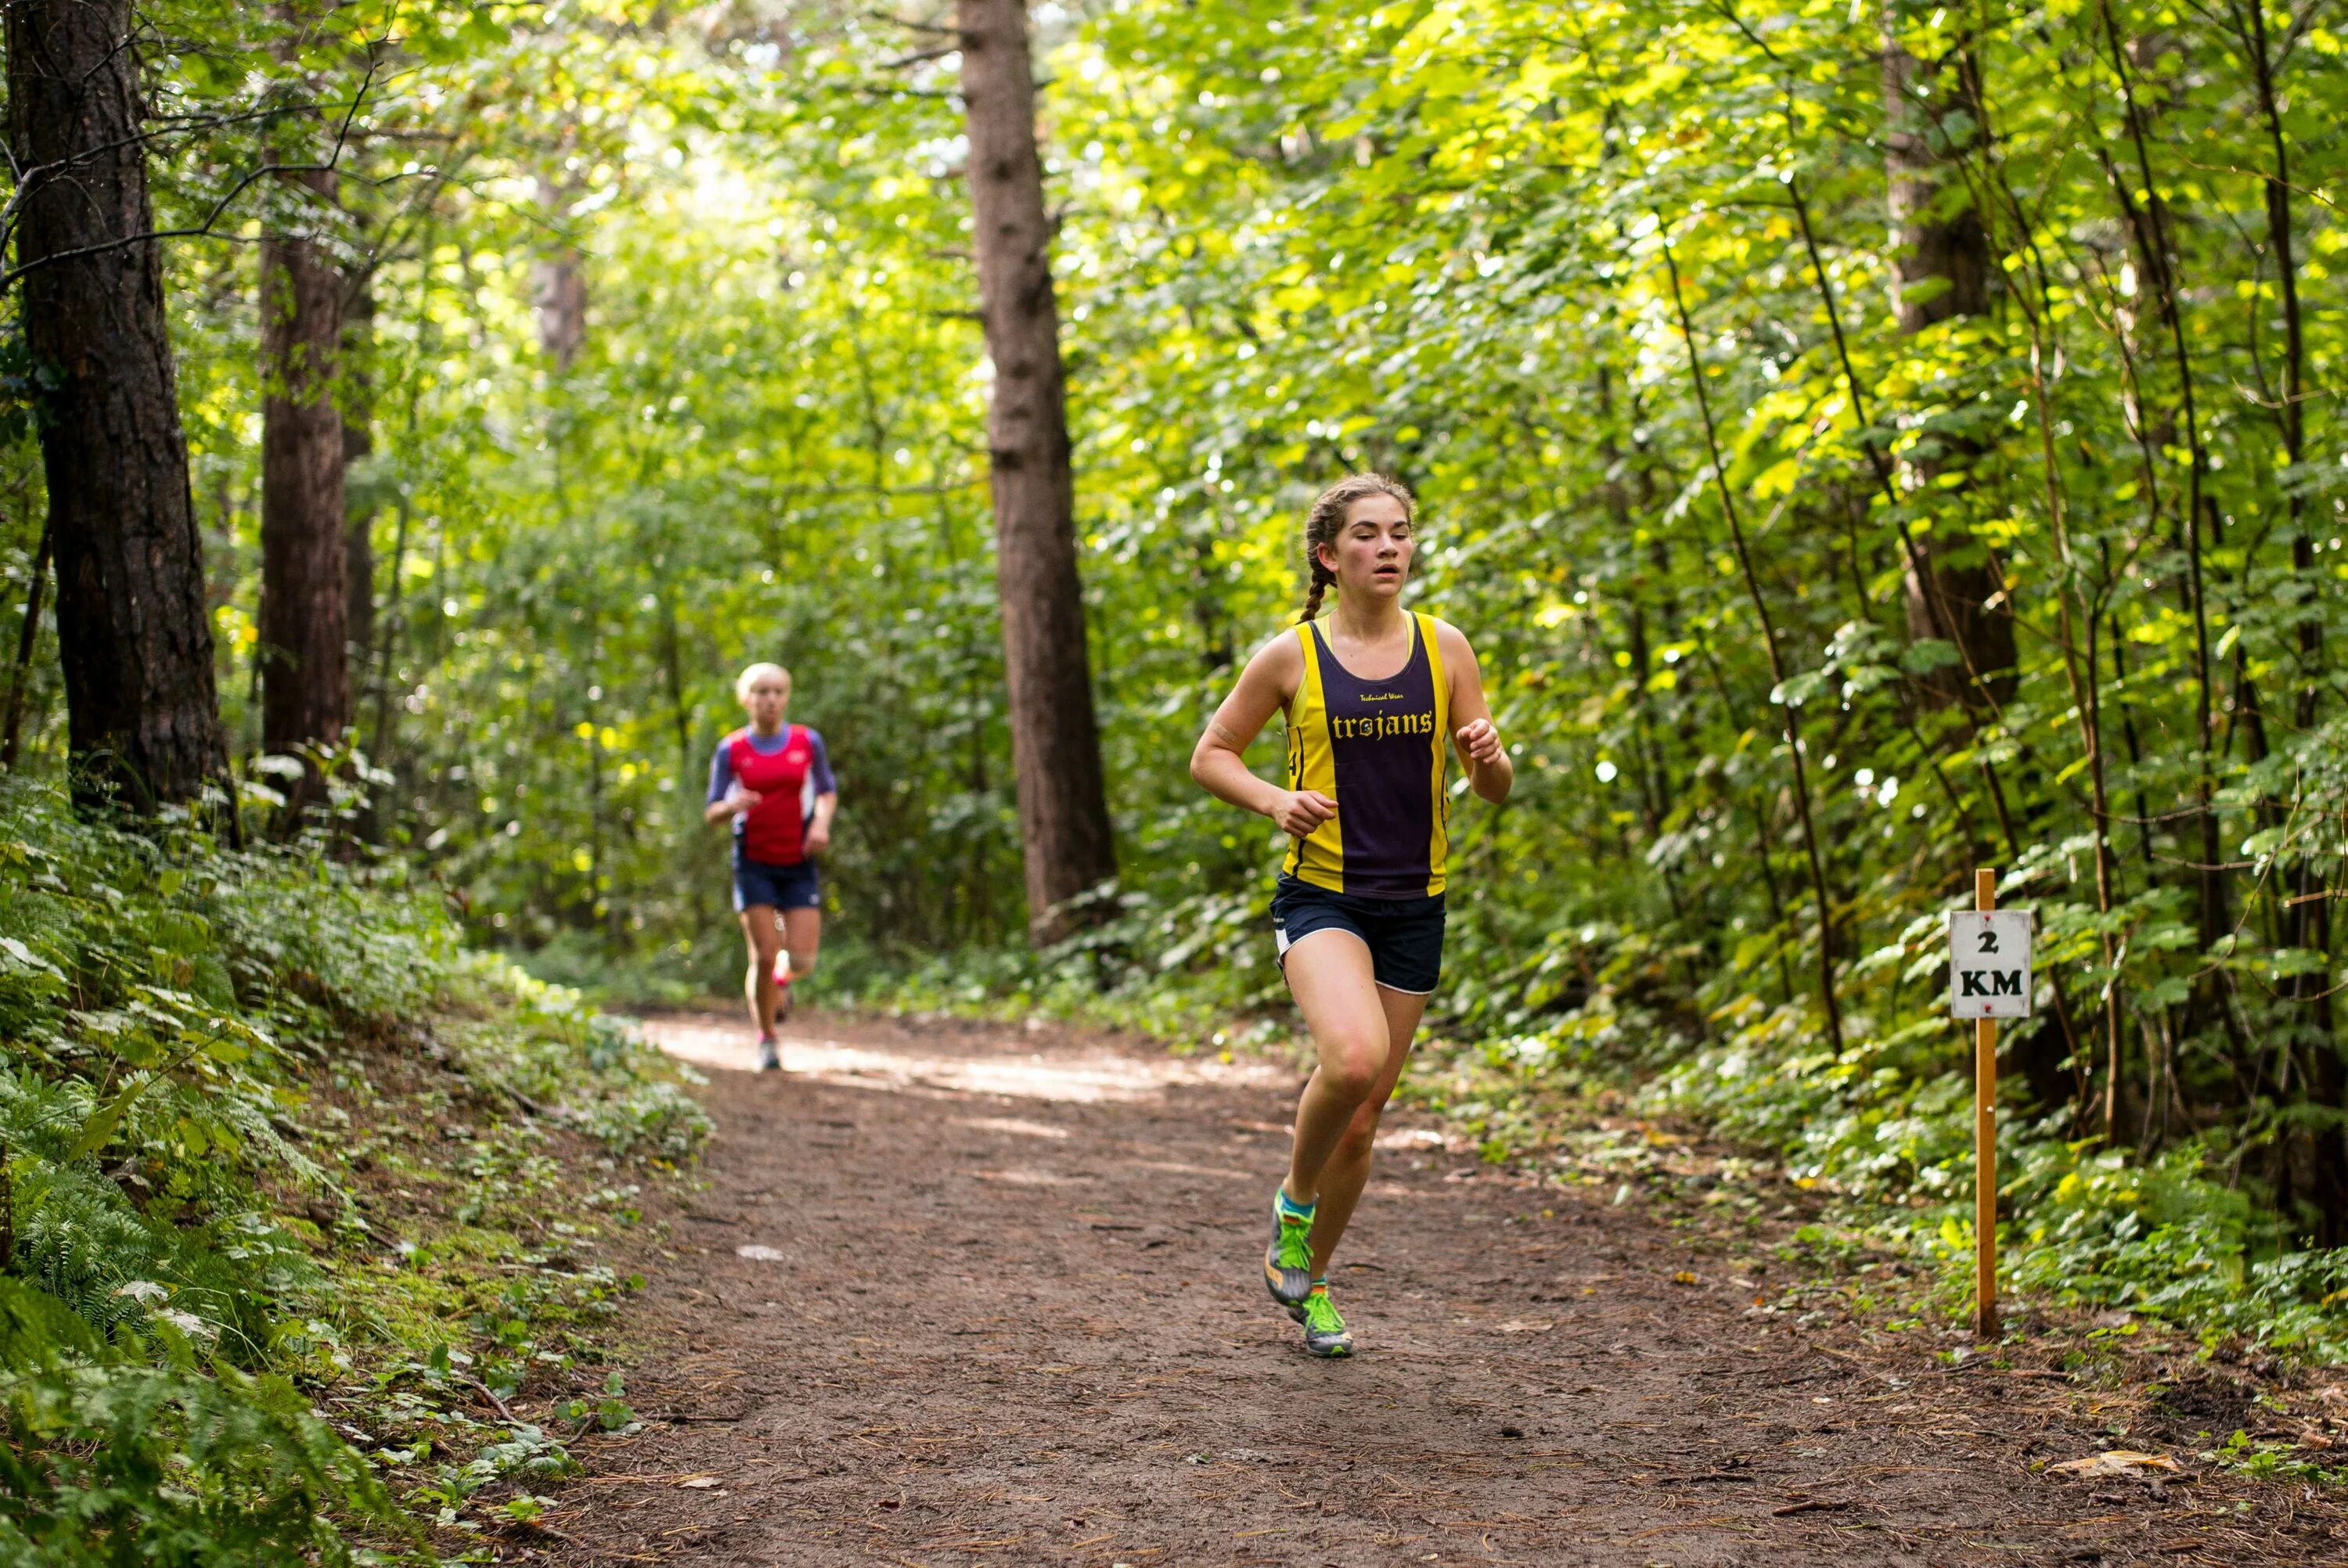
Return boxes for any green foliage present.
[0,786,442,1557]
[0,782,700,1557]
[1650,1016,2348,1358]
[0,1353,398,1568]
[445,984,712,1160]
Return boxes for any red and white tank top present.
[728,725,817,865]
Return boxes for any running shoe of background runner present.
[757,1036,781,1072]
[1263,1192,1315,1307]
[1300,1283,1352,1358]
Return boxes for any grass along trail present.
[528,1011,2346,1566]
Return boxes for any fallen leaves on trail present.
[2047,1451,2184,1480]
[679,1476,725,1490]
[1496,1319,1554,1334]
[1673,1271,1698,1285]
[736,1243,784,1261]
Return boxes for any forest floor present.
[524,1009,2348,1567]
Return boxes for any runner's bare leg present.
[740,906,783,1035]
[1280,930,1390,1205]
[1305,983,1428,1277]
[780,906,823,992]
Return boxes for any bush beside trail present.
[0,782,708,1563]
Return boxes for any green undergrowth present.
[860,886,1293,1051]
[0,781,709,1563]
[1392,1005,2348,1370]
[854,882,2348,1373]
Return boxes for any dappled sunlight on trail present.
[636,1011,1288,1102]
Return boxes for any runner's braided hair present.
[1298,473,1416,624]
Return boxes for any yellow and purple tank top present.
[1282,611,1451,898]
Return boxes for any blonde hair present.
[735,662,791,702]
[1299,473,1416,623]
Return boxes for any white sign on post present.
[1948,910,2034,1019]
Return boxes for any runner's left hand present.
[1456,718,1504,767]
[804,825,830,856]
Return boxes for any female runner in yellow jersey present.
[1190,473,1512,1356]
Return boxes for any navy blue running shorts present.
[733,853,821,913]
[1270,874,1446,994]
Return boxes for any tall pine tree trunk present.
[258,164,350,809]
[6,0,228,812]
[956,0,1117,944]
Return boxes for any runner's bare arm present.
[805,790,839,854]
[1436,620,1513,804]
[705,785,759,825]
[1190,633,1334,838]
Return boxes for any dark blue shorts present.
[733,854,820,913]
[1270,874,1446,994]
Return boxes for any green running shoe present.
[1299,1284,1352,1358]
[1262,1192,1316,1308]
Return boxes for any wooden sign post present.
[1947,868,2032,1339]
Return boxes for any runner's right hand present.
[725,784,763,816]
[1269,789,1335,837]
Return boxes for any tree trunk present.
[1882,26,2017,709]
[535,177,588,369]
[343,273,376,683]
[956,0,1118,944]
[6,0,229,813]
[1,518,52,771]
[340,268,384,840]
[258,166,351,807]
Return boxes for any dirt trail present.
[541,1012,2345,1566]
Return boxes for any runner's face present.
[1318,494,1413,601]
[743,674,790,729]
